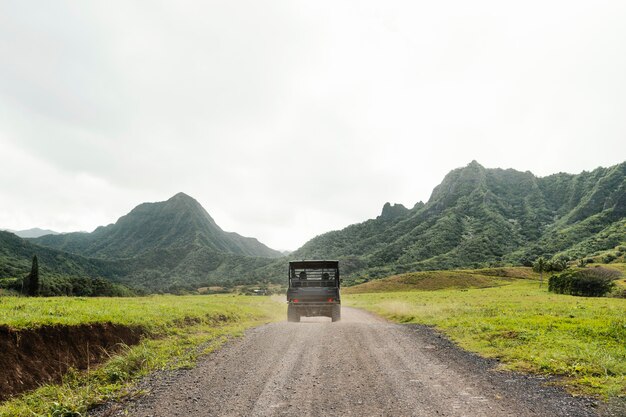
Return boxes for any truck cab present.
[287,260,341,322]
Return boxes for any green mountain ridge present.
[0,231,114,279]
[0,230,137,295]
[2,193,281,293]
[1,162,624,293]
[286,161,626,280]
[32,192,282,259]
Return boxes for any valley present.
[1,161,625,416]
[2,2,625,415]
[2,161,625,294]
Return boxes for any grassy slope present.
[344,266,626,398]
[0,295,285,417]
[343,267,535,294]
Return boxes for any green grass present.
[0,294,282,331]
[0,294,285,417]
[343,267,536,294]
[344,267,626,398]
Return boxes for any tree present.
[549,267,620,297]
[533,257,546,288]
[28,255,39,296]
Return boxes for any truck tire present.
[331,305,341,322]
[288,304,300,322]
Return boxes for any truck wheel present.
[331,305,341,322]
[288,305,300,322]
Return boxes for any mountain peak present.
[171,191,190,198]
[168,192,195,202]
[467,160,484,169]
[164,192,203,211]
[427,161,487,207]
[378,202,409,220]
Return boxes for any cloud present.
[1,1,625,249]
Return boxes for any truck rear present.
[287,260,341,322]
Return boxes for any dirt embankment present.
[0,323,143,401]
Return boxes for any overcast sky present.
[1,1,625,250]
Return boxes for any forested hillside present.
[0,231,132,296]
[33,193,282,259]
[1,229,277,294]
[2,194,282,293]
[289,161,626,280]
[2,163,624,293]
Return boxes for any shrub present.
[603,253,617,263]
[549,267,620,297]
[545,258,567,272]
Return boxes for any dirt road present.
[95,307,599,417]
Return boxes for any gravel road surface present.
[93,307,603,417]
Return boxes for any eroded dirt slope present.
[0,323,142,401]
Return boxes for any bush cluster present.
[603,253,616,263]
[548,267,621,297]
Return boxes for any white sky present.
[1,1,625,251]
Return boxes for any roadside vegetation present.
[0,294,285,417]
[344,265,626,398]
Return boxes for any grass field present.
[0,294,283,330]
[0,294,285,417]
[1,266,624,414]
[343,267,535,294]
[344,266,626,398]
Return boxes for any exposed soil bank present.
[0,323,143,401]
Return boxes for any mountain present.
[2,228,60,238]
[288,161,626,281]
[0,228,277,294]
[3,164,624,293]
[14,193,283,292]
[33,192,282,259]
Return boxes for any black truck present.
[287,260,341,322]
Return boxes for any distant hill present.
[0,231,111,279]
[343,267,537,294]
[3,228,60,238]
[33,192,282,259]
[0,230,133,296]
[0,229,277,293]
[288,161,626,281]
[0,193,282,293]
